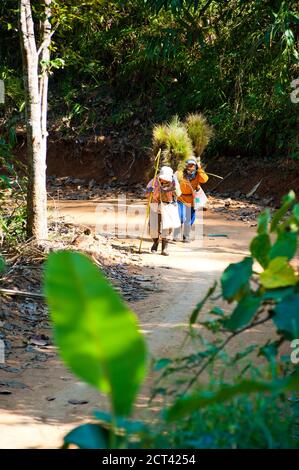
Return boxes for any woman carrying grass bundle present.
[173,158,209,242]
[146,166,181,256]
[151,113,213,245]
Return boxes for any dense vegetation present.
[1,0,298,160]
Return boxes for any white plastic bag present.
[161,202,181,230]
[194,187,208,210]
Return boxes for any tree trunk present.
[39,0,52,177]
[19,0,50,242]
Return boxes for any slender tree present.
[19,0,52,241]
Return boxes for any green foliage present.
[0,66,24,113]
[167,374,299,421]
[0,255,5,274]
[270,232,297,261]
[260,257,298,289]
[2,0,298,158]
[64,424,110,449]
[0,137,27,246]
[216,191,299,337]
[224,295,261,332]
[0,204,27,245]
[274,294,299,339]
[154,394,299,448]
[44,251,147,417]
[257,209,271,234]
[250,234,271,268]
[157,190,299,439]
[221,257,253,302]
[145,0,202,13]
[271,191,297,232]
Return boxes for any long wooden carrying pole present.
[138,149,161,253]
[206,172,223,179]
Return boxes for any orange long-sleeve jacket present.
[177,168,209,206]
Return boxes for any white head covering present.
[158,166,173,182]
[186,156,201,166]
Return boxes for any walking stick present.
[206,172,223,179]
[138,149,161,253]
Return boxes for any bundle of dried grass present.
[152,113,213,172]
[184,113,214,159]
[153,116,193,170]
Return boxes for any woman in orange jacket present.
[174,158,209,242]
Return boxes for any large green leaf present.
[259,257,298,289]
[44,251,147,417]
[221,257,253,302]
[166,373,299,421]
[269,231,297,261]
[224,295,261,331]
[270,191,296,233]
[273,294,299,340]
[64,424,109,449]
[250,233,271,268]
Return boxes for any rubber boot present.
[161,239,169,256]
[151,238,159,253]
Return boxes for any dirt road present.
[0,197,268,448]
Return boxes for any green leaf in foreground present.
[64,423,109,449]
[94,411,146,434]
[273,294,299,339]
[221,257,253,302]
[270,191,296,232]
[250,233,271,268]
[166,372,299,421]
[224,295,261,331]
[44,251,147,417]
[261,287,294,302]
[269,231,297,261]
[259,257,298,289]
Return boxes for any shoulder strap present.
[186,179,195,199]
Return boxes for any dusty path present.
[0,197,268,448]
